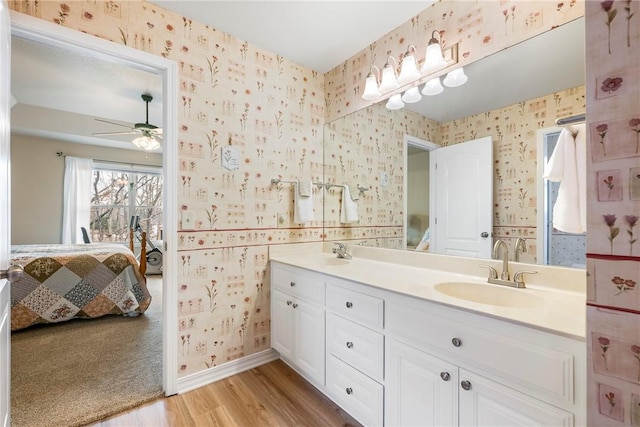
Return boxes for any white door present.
[294,300,325,384]
[430,136,492,258]
[270,290,295,361]
[0,2,12,426]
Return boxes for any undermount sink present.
[434,281,544,308]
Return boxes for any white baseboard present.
[176,349,280,394]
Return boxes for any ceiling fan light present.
[401,87,422,104]
[385,93,405,110]
[421,77,444,96]
[443,67,468,87]
[362,72,382,100]
[132,135,161,151]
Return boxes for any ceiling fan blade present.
[94,118,133,129]
[92,131,137,136]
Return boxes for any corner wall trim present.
[176,349,280,394]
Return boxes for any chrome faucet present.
[332,242,352,259]
[492,239,510,280]
[514,237,527,262]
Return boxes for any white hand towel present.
[298,179,312,197]
[340,185,359,224]
[542,125,586,233]
[348,184,360,201]
[293,181,314,224]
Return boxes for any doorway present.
[9,12,178,403]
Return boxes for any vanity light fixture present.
[421,76,444,96]
[385,93,405,110]
[401,86,422,104]
[421,30,447,73]
[443,67,468,87]
[362,65,382,100]
[379,56,400,93]
[132,134,161,151]
[398,44,420,85]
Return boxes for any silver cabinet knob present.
[290,281,295,287]
[346,341,354,349]
[461,380,472,391]
[0,264,24,282]
[346,387,353,395]
[292,303,298,309]
[451,337,462,347]
[440,372,451,381]
[286,300,292,306]
[481,232,489,238]
[345,301,353,308]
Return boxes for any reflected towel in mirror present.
[294,180,314,224]
[340,185,359,224]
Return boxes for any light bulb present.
[385,94,405,110]
[443,67,468,87]
[421,77,444,96]
[401,87,422,104]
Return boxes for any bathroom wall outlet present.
[181,211,195,230]
[276,212,287,228]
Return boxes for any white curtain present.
[62,156,92,244]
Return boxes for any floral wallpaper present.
[585,0,640,425]
[9,0,324,377]
[10,1,613,399]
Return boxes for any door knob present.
[0,264,24,282]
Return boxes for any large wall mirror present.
[323,17,586,267]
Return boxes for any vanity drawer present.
[327,313,384,381]
[271,263,324,304]
[326,283,383,329]
[326,355,384,427]
[386,301,575,405]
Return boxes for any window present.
[89,162,162,243]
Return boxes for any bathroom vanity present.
[269,244,586,426]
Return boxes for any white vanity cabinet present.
[270,263,325,386]
[269,260,586,426]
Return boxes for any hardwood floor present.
[89,360,362,427]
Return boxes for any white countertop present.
[269,244,586,340]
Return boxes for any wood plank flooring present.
[89,360,362,427]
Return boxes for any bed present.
[10,242,151,331]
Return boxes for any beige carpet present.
[10,276,164,427]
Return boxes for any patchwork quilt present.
[10,243,151,331]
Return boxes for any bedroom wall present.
[10,133,161,245]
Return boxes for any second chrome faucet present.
[481,239,536,288]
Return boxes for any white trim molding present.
[177,349,280,394]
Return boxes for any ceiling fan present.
[93,93,162,151]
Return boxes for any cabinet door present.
[271,290,295,361]
[386,339,458,427]
[294,299,325,385]
[458,369,573,427]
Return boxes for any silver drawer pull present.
[345,387,353,395]
[451,337,462,347]
[345,301,353,308]
[346,341,354,349]
[290,281,295,287]
[292,303,298,309]
[286,300,292,306]
[461,380,472,391]
[440,372,451,381]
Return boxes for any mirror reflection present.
[323,17,586,266]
